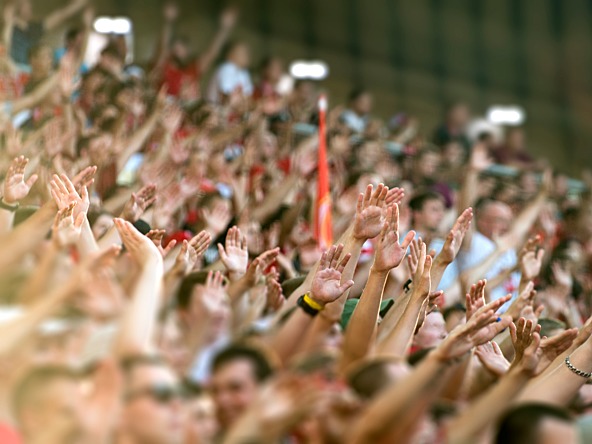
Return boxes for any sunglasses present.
[125,384,185,404]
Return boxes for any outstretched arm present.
[197,7,238,74]
[340,204,415,372]
[113,219,164,357]
[44,0,88,31]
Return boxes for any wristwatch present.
[0,198,19,212]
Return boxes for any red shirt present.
[161,59,200,100]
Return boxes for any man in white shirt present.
[206,41,252,104]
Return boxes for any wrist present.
[0,197,19,211]
[369,266,390,277]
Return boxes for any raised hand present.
[509,317,543,376]
[475,341,510,377]
[536,328,578,374]
[385,187,405,207]
[265,267,285,313]
[71,165,97,194]
[373,204,415,272]
[310,244,354,307]
[551,261,573,292]
[243,247,280,287]
[120,184,157,222]
[438,207,473,264]
[411,241,432,301]
[469,143,493,172]
[218,226,249,280]
[436,295,513,360]
[50,173,89,221]
[465,279,487,321]
[505,281,537,321]
[353,183,389,240]
[162,103,183,134]
[519,235,544,281]
[172,231,211,275]
[114,218,161,264]
[201,204,232,238]
[220,5,239,29]
[3,156,38,204]
[146,229,177,258]
[52,202,84,248]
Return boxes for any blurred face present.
[123,365,185,444]
[537,418,578,444]
[413,198,445,233]
[443,141,464,165]
[20,378,84,439]
[506,129,525,151]
[476,202,512,239]
[172,40,189,62]
[30,47,53,76]
[229,44,250,68]
[353,93,373,115]
[414,312,447,349]
[416,152,441,178]
[448,103,470,128]
[184,395,218,444]
[210,359,259,429]
[264,58,283,83]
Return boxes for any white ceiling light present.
[93,16,132,35]
[486,105,525,125]
[289,60,329,80]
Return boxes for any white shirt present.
[206,62,253,104]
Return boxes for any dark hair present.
[12,366,80,421]
[408,190,444,213]
[121,354,167,373]
[348,87,369,103]
[442,303,466,321]
[347,358,402,399]
[176,271,210,309]
[65,27,83,44]
[495,403,573,444]
[211,344,273,382]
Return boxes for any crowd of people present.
[0,0,592,443]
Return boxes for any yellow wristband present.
[303,293,324,311]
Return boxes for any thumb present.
[25,174,39,187]
[338,280,355,293]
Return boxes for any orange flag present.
[314,95,333,249]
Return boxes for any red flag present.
[314,95,333,249]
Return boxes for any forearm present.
[377,290,410,343]
[0,281,76,358]
[349,352,448,444]
[199,25,232,74]
[340,268,388,371]
[430,255,451,291]
[17,243,62,305]
[117,111,159,172]
[12,75,59,114]
[0,201,56,271]
[517,340,592,406]
[44,0,87,30]
[250,174,299,224]
[0,208,15,235]
[457,168,479,215]
[376,293,424,358]
[267,308,314,365]
[114,258,164,357]
[77,219,99,256]
[446,368,530,444]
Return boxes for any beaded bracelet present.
[564,356,592,379]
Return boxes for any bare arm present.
[43,0,88,31]
[112,219,164,357]
[197,7,238,74]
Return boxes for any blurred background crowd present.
[0,1,592,443]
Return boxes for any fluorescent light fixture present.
[486,105,525,126]
[93,17,113,33]
[112,17,132,34]
[289,60,329,80]
[93,16,132,34]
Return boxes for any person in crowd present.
[0,4,590,444]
